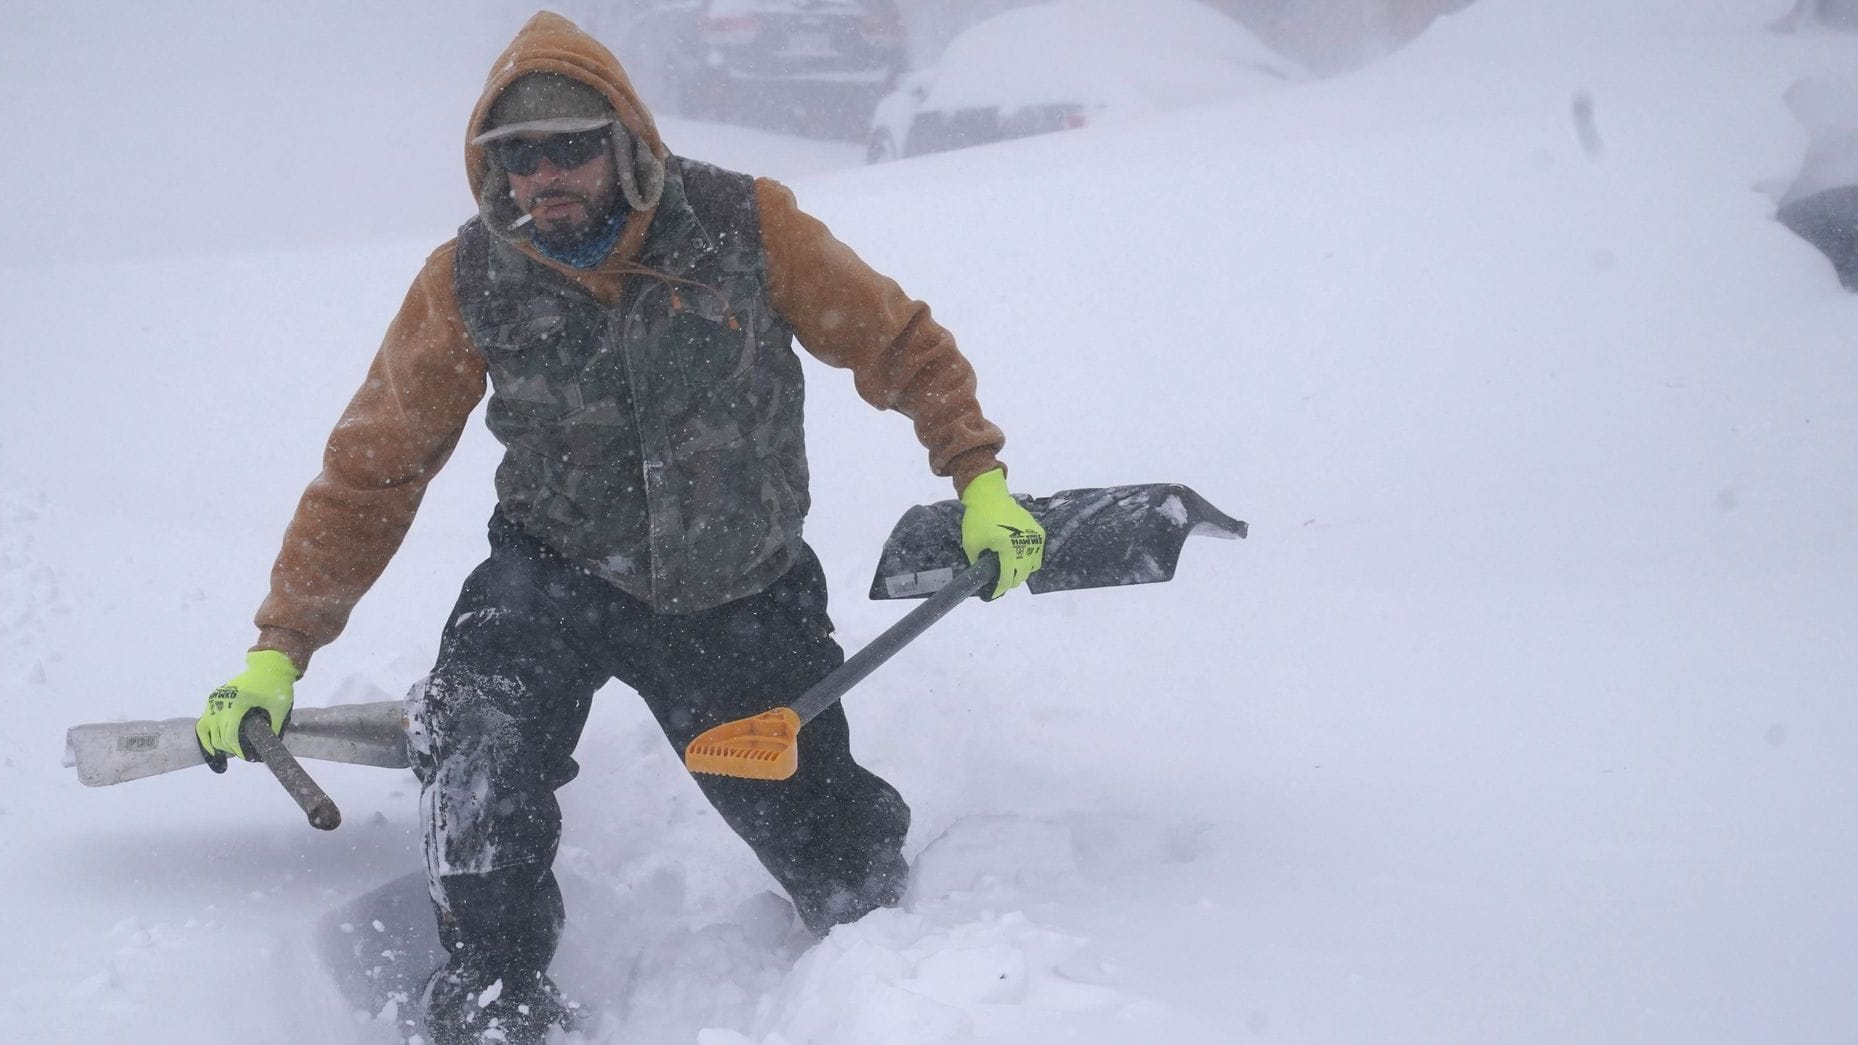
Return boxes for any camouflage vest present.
[453,157,809,614]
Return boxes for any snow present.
[1781,70,1858,201]
[4,1,1858,1043]
[923,0,1303,115]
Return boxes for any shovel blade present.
[870,483,1245,600]
[64,716,207,786]
[684,707,802,781]
[64,700,410,787]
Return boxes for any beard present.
[528,191,602,241]
[523,187,630,267]
[534,218,618,259]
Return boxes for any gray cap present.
[473,72,615,145]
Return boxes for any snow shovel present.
[64,700,409,830]
[684,483,1245,782]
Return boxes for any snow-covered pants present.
[406,512,911,984]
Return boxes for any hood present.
[465,11,667,225]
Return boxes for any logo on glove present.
[995,523,1045,560]
[205,685,240,711]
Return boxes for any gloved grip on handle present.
[239,710,341,831]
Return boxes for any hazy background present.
[0,0,1468,264]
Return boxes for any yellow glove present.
[959,468,1046,599]
[195,650,299,768]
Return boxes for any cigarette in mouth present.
[509,211,535,231]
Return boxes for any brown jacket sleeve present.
[252,244,487,671]
[757,179,1005,491]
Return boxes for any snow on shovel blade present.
[870,483,1246,599]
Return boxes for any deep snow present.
[3,1,1857,1043]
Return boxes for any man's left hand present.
[958,468,1045,599]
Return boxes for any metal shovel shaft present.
[240,711,342,831]
[684,554,998,780]
[793,553,998,726]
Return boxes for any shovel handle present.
[791,553,999,726]
[239,711,342,831]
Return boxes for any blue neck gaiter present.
[533,203,630,270]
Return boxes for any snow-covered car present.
[664,0,907,123]
[866,0,1303,163]
[1775,0,1858,31]
[1777,73,1858,289]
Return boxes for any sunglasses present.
[495,131,609,176]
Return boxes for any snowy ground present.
[4,1,1858,1043]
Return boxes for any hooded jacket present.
[253,12,1005,670]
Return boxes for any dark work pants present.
[406,513,911,995]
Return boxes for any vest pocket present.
[666,300,756,392]
[488,395,575,459]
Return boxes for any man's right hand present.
[195,650,299,770]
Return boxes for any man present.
[191,12,1044,1045]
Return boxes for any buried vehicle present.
[664,0,907,130]
[1776,72,1858,290]
[867,0,1303,163]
